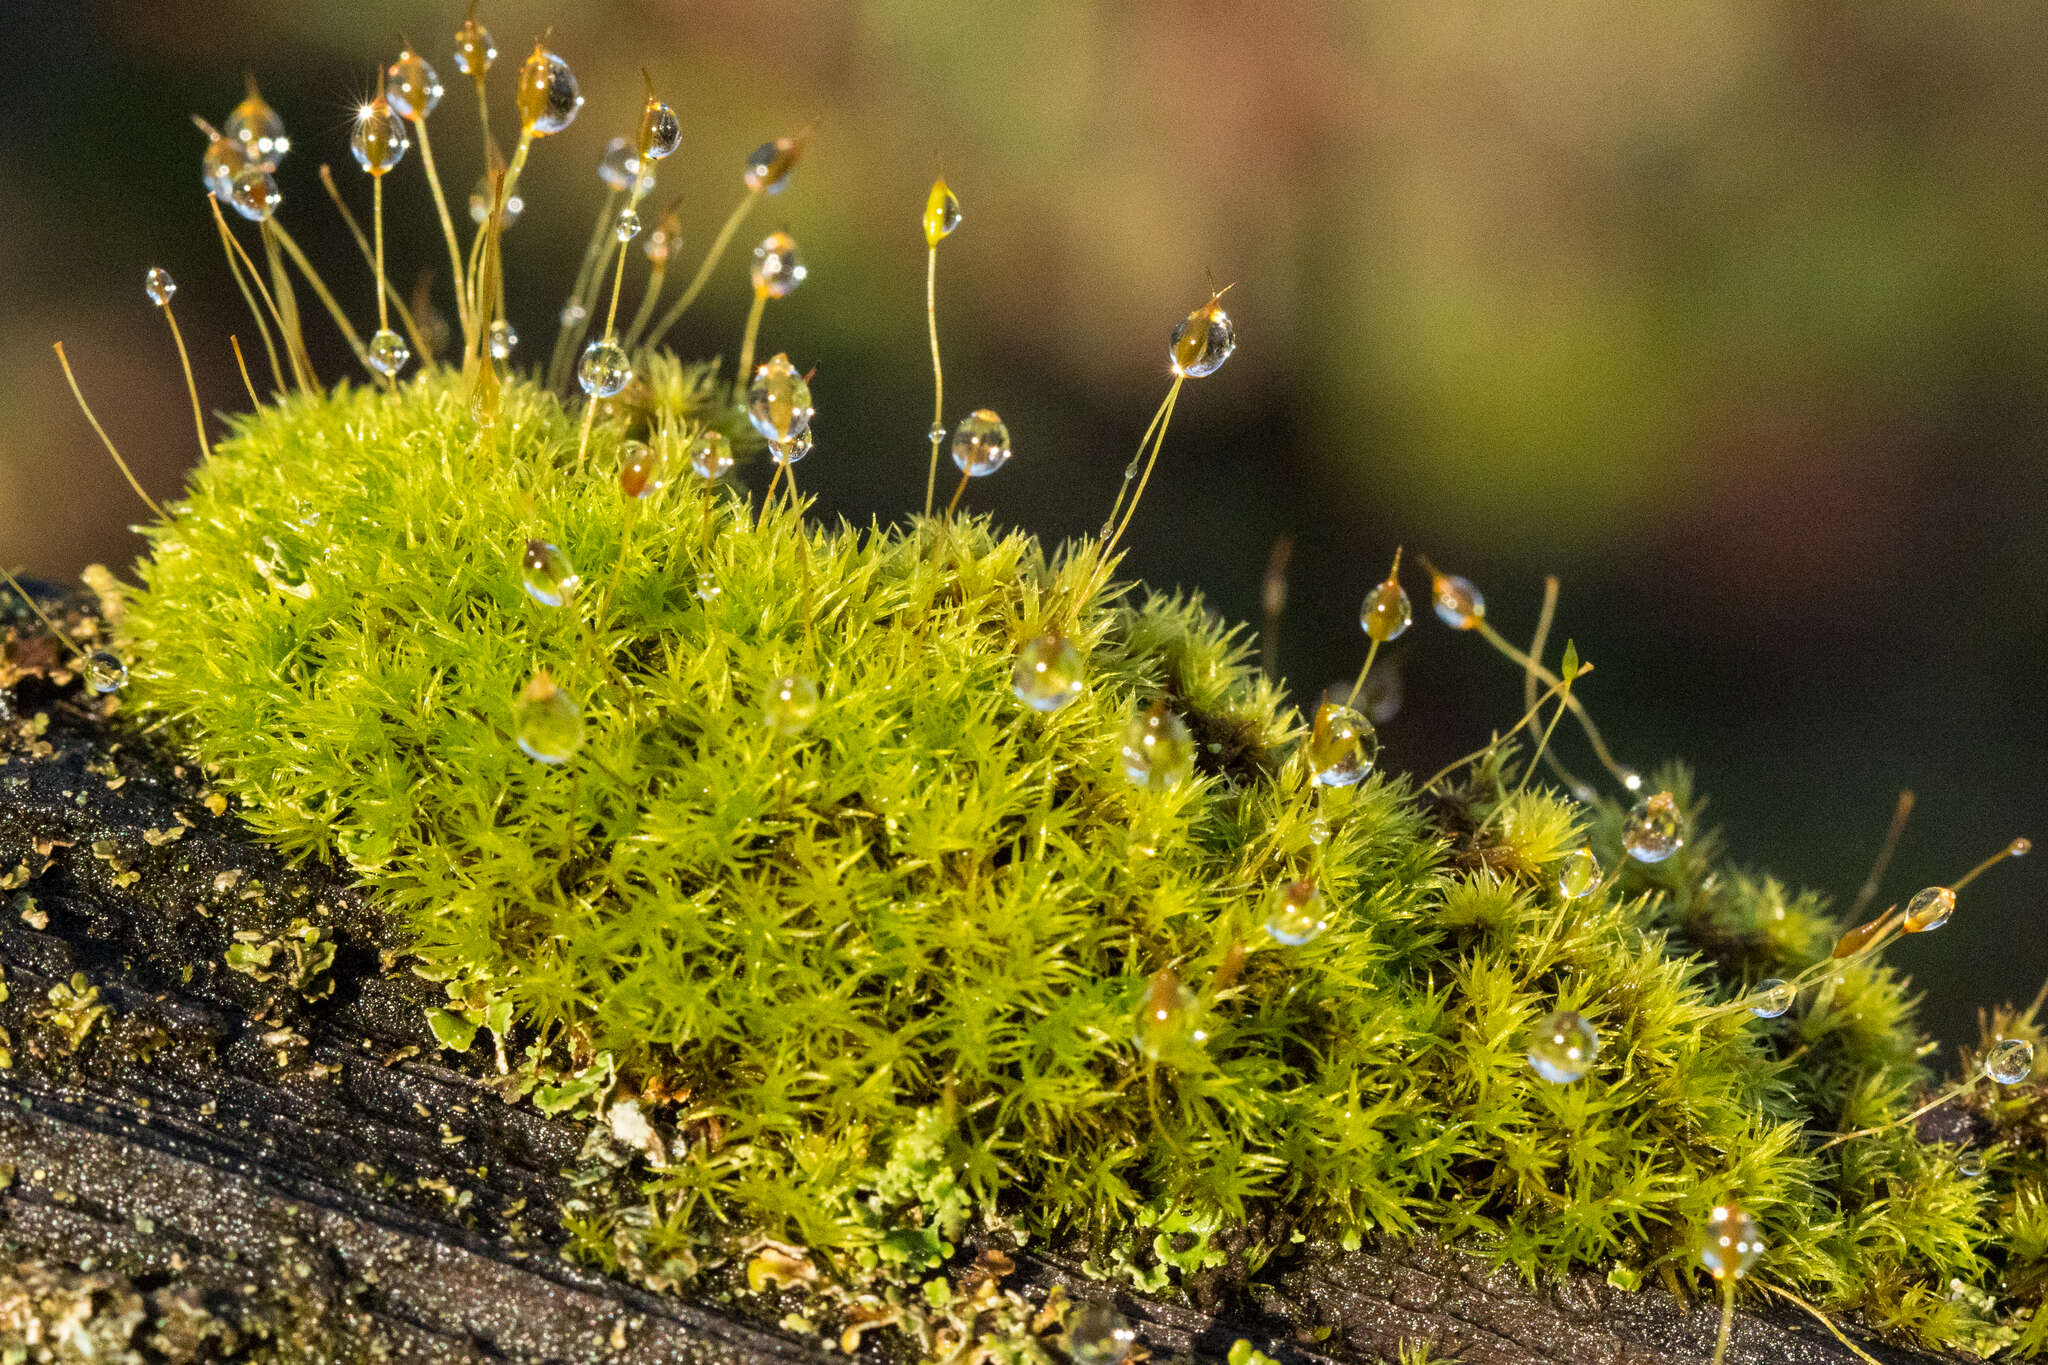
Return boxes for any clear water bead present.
[488,319,518,360]
[951,409,1012,477]
[1306,700,1378,788]
[1902,886,1956,933]
[559,302,588,329]
[577,340,631,399]
[385,49,443,119]
[201,131,249,202]
[144,268,177,308]
[1429,572,1485,629]
[746,353,814,444]
[694,572,722,601]
[597,137,641,192]
[468,175,524,227]
[520,539,580,608]
[1360,576,1412,642]
[1622,791,1684,863]
[228,167,281,222]
[927,421,948,444]
[744,135,803,194]
[924,178,963,247]
[1120,699,1194,790]
[1170,294,1236,377]
[454,15,496,78]
[1701,1201,1763,1281]
[225,88,288,171]
[615,208,642,244]
[1748,978,1795,1019]
[349,99,410,175]
[1556,848,1600,900]
[688,430,735,479]
[1527,1009,1599,1083]
[1266,878,1332,946]
[1958,1150,1986,1177]
[516,44,582,136]
[1064,1300,1137,1365]
[512,672,584,765]
[763,674,820,737]
[1012,629,1084,712]
[84,650,128,695]
[640,99,681,161]
[750,232,807,298]
[365,329,411,378]
[619,440,664,499]
[771,430,814,465]
[1133,969,1203,1062]
[1987,1037,2035,1086]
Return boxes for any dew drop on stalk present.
[640,97,681,161]
[224,84,289,170]
[228,166,281,222]
[1527,1009,1598,1083]
[520,539,579,608]
[1748,978,1795,1019]
[1064,1300,1137,1365]
[745,353,814,445]
[385,49,443,119]
[950,409,1012,477]
[923,177,962,246]
[559,301,588,329]
[469,176,524,226]
[1902,886,1956,933]
[763,674,820,737]
[1169,290,1236,377]
[1306,700,1377,788]
[516,43,582,136]
[488,319,518,360]
[1556,847,1599,900]
[927,421,948,445]
[144,268,177,307]
[1308,816,1331,846]
[454,13,496,78]
[1622,791,1684,863]
[771,430,814,465]
[687,430,734,479]
[1987,1037,2034,1086]
[349,98,410,174]
[744,134,804,194]
[84,650,128,695]
[1429,570,1485,630]
[749,231,807,297]
[512,671,584,765]
[1700,1200,1763,1281]
[615,207,642,244]
[1133,969,1203,1062]
[619,440,664,499]
[597,137,641,192]
[1012,629,1084,712]
[365,328,411,378]
[1265,877,1332,946]
[1120,698,1194,790]
[1360,575,1411,642]
[201,130,249,201]
[577,340,631,398]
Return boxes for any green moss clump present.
[110,364,2013,1347]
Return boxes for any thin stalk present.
[1098,380,1176,540]
[547,190,621,390]
[409,115,469,344]
[622,255,669,351]
[267,220,369,364]
[782,461,818,657]
[209,202,297,393]
[1710,1279,1735,1365]
[229,335,261,407]
[1524,575,1590,794]
[1815,1075,1979,1152]
[1419,670,1580,792]
[1848,789,1916,923]
[214,206,283,395]
[943,464,973,519]
[734,289,768,400]
[159,303,209,461]
[0,565,90,666]
[1474,618,1633,788]
[52,343,165,519]
[646,190,760,349]
[923,244,943,516]
[1101,375,1185,559]
[316,165,430,363]
[1760,1286,1886,1365]
[259,222,316,393]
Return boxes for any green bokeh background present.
[1,1,2039,1046]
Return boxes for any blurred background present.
[0,1,2040,1047]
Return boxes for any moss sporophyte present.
[10,11,2048,1361]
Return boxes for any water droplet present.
[1622,791,1684,863]
[640,98,681,161]
[1306,701,1378,788]
[1958,1149,1986,1177]
[744,134,804,194]
[749,231,807,298]
[454,14,496,78]
[694,572,722,601]
[1012,629,1084,712]
[577,340,631,398]
[1064,1300,1137,1365]
[520,539,580,608]
[1307,816,1331,846]
[1556,848,1600,900]
[597,137,642,192]
[1986,1036,2034,1086]
[619,440,665,499]
[606,209,640,247]
[224,86,289,171]
[84,650,128,695]
[745,353,814,444]
[385,49,443,120]
[469,175,524,227]
[144,268,177,308]
[1360,576,1412,642]
[516,44,583,137]
[1527,1009,1599,1083]
[2011,837,2033,858]
[644,209,680,264]
[923,178,962,247]
[1701,1201,1763,1281]
[950,409,1013,478]
[1120,699,1194,790]
[488,319,518,360]
[1902,886,1956,933]
[513,671,584,765]
[1265,877,1332,946]
[1429,571,1485,629]
[688,430,735,479]
[763,674,820,737]
[365,328,411,378]
[201,131,249,202]
[1133,969,1203,1062]
[1170,291,1236,377]
[559,302,589,329]
[1622,770,1644,792]
[349,98,410,175]
[927,421,948,444]
[228,166,281,223]
[771,430,814,465]
[1748,978,1795,1018]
